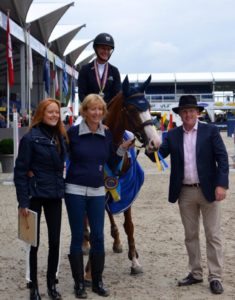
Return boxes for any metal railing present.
[146,93,214,103]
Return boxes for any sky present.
[34,0,235,75]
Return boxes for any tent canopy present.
[64,39,93,66]
[49,24,86,57]
[26,1,74,44]
[0,0,33,25]
[75,50,96,69]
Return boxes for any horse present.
[83,75,161,278]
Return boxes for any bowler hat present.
[172,95,204,114]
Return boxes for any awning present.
[26,1,74,44]
[75,50,96,69]
[49,24,86,57]
[0,0,33,25]
[64,39,93,66]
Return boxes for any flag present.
[55,70,60,98]
[62,63,68,96]
[71,67,76,103]
[6,13,14,86]
[52,57,60,98]
[162,112,167,124]
[28,30,33,90]
[160,117,165,131]
[167,113,173,131]
[43,50,50,94]
[71,78,75,102]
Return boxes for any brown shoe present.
[178,273,203,286]
[210,280,224,294]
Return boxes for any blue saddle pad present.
[106,146,144,214]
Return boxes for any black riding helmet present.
[93,33,115,49]
[93,33,115,62]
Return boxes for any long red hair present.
[30,98,68,143]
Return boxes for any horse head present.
[121,75,161,152]
[105,75,161,152]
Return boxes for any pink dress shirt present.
[182,121,200,184]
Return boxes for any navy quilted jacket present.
[14,125,67,208]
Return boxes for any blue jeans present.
[65,193,105,255]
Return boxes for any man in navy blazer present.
[149,95,229,295]
[78,33,121,104]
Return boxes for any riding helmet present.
[93,33,115,49]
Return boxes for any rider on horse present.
[78,33,121,104]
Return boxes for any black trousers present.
[28,197,62,284]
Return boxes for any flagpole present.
[6,10,10,128]
[25,28,29,125]
[6,10,14,128]
[27,27,32,126]
[28,88,31,126]
[7,70,10,128]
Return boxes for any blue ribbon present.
[158,152,168,170]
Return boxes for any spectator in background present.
[0,113,6,128]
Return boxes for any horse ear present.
[140,75,151,92]
[122,75,130,96]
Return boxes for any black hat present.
[172,95,204,114]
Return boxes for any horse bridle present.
[122,94,153,147]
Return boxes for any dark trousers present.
[28,197,62,284]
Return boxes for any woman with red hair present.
[14,98,68,300]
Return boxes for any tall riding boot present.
[47,277,62,300]
[68,253,87,299]
[90,253,110,297]
[29,282,41,300]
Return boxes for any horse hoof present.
[113,244,123,253]
[130,266,143,275]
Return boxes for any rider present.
[78,32,121,104]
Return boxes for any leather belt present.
[182,183,200,188]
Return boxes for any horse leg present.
[84,258,92,286]
[123,207,143,275]
[106,209,123,253]
[82,216,90,255]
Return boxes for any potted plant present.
[0,138,14,173]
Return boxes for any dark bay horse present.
[84,75,161,278]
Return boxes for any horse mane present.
[104,92,126,146]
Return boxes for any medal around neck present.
[94,60,108,99]
[99,91,105,98]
